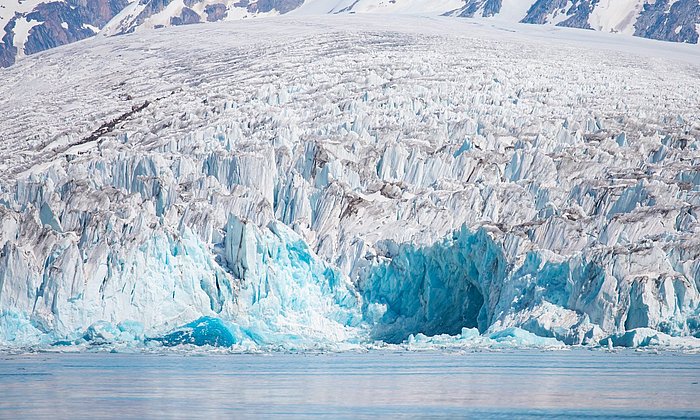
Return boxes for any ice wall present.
[1,20,699,349]
[0,194,364,348]
[360,226,700,345]
[360,228,503,343]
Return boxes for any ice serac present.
[0,16,699,350]
[0,195,363,348]
[217,216,364,347]
[360,226,700,345]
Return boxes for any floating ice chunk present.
[83,321,121,344]
[55,320,148,347]
[488,327,564,348]
[403,327,564,350]
[605,328,670,348]
[151,317,238,347]
[603,328,700,350]
[459,327,480,340]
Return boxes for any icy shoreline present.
[4,316,700,354]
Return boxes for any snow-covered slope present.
[516,0,700,44]
[453,0,700,44]
[100,0,466,36]
[100,0,303,35]
[108,0,700,44]
[0,0,127,67]
[2,0,699,68]
[118,0,700,45]
[1,15,699,351]
[294,0,465,15]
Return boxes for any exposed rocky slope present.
[0,0,128,67]
[456,0,700,44]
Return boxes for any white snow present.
[487,0,535,22]
[0,0,43,33]
[547,2,573,26]
[223,5,279,21]
[101,0,284,35]
[83,23,100,33]
[588,0,646,35]
[294,0,465,15]
[11,16,40,57]
[292,0,346,15]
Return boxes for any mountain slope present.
[0,15,699,349]
[100,0,303,35]
[1,0,699,67]
[0,0,128,67]
[519,0,700,44]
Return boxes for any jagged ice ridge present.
[0,15,699,351]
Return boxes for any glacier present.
[0,15,699,351]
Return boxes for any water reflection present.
[1,351,699,418]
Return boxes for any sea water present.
[1,350,699,418]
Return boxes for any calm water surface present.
[1,350,699,419]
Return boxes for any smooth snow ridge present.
[294,0,465,15]
[0,15,699,351]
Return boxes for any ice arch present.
[359,227,508,343]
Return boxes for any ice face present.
[361,227,700,346]
[218,216,365,348]
[0,215,366,349]
[360,227,503,343]
[0,16,699,350]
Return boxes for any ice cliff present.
[0,16,699,350]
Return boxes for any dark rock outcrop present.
[0,0,128,67]
[521,0,570,25]
[556,0,594,30]
[246,0,304,14]
[634,0,700,44]
[170,7,201,26]
[205,4,227,22]
[456,0,502,18]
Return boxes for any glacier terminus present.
[0,14,699,352]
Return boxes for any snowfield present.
[0,15,699,351]
[3,0,700,68]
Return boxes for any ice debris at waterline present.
[1,16,700,351]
